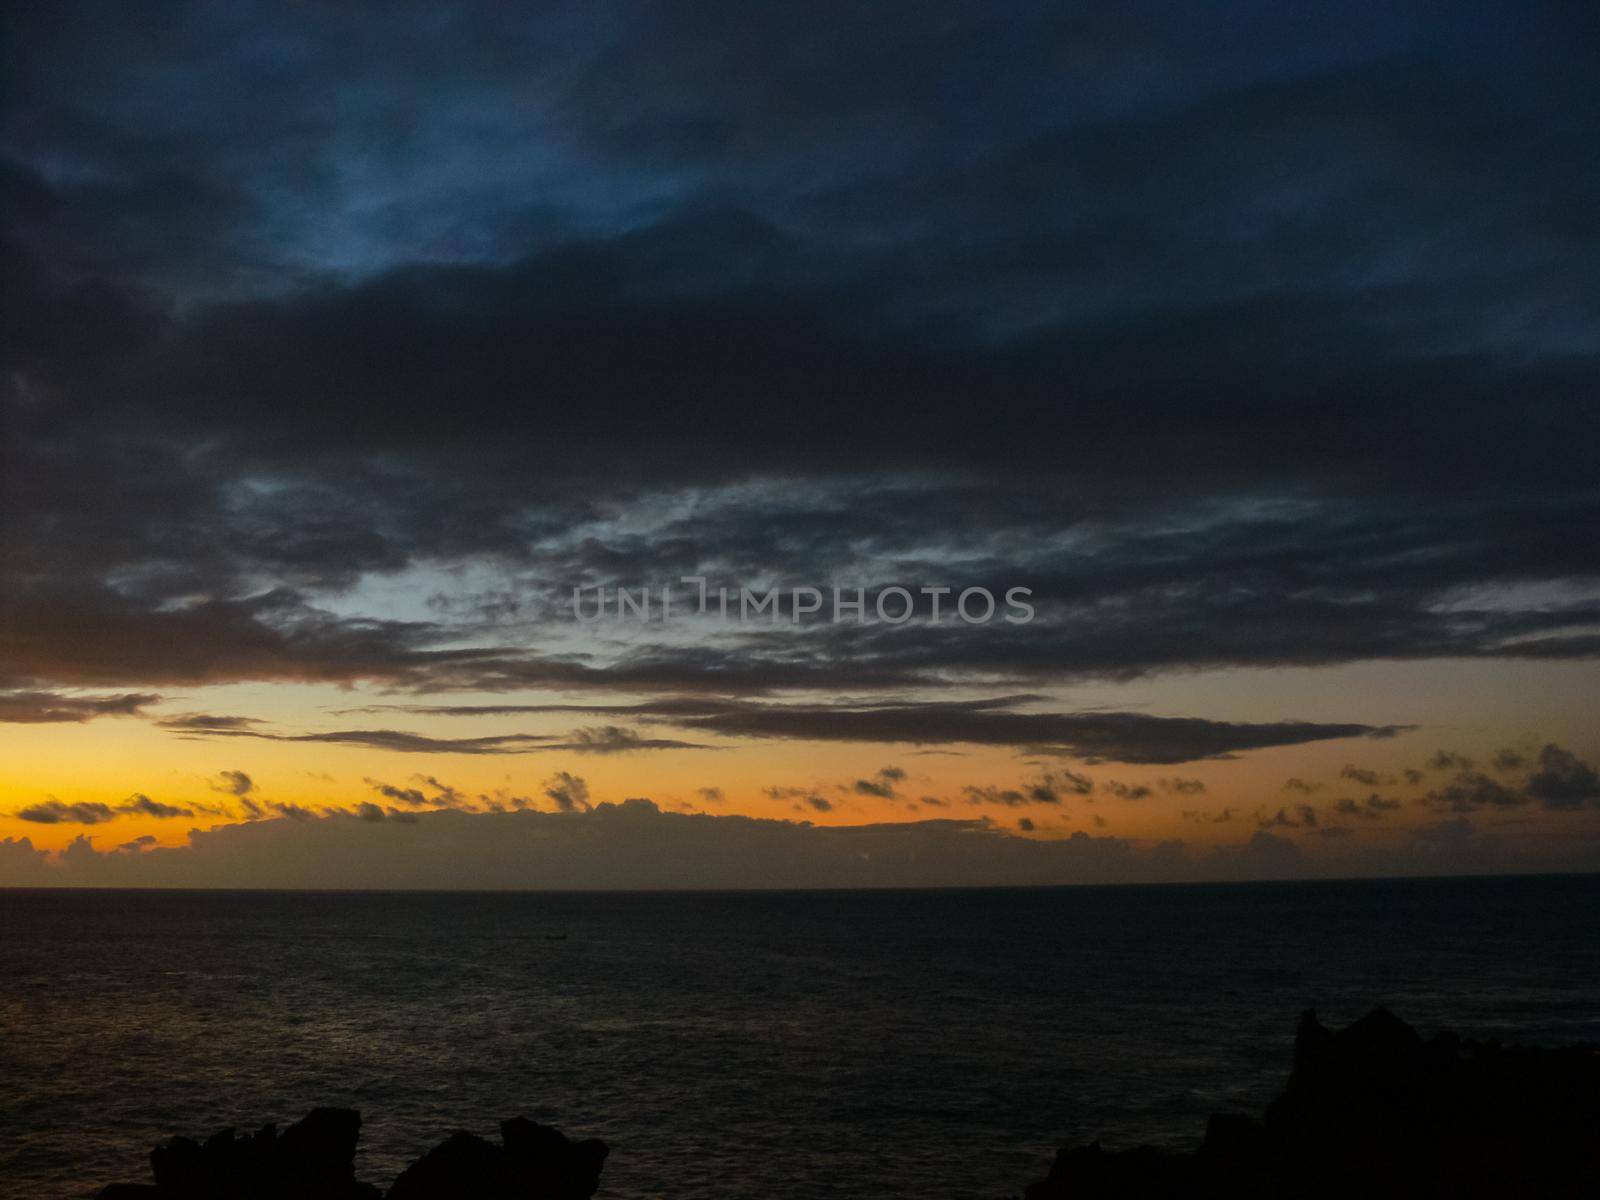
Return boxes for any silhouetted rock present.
[103,1108,377,1200]
[386,1118,608,1200]
[500,1117,609,1198]
[95,1109,605,1200]
[278,1107,366,1192]
[385,1132,507,1199]
[1022,1008,1600,1200]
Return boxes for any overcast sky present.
[3,1,1598,887]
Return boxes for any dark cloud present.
[0,583,473,690]
[197,726,558,754]
[120,793,192,819]
[1333,795,1402,821]
[1340,765,1382,787]
[1416,744,1600,813]
[1526,744,1600,810]
[161,714,264,732]
[14,799,117,825]
[270,802,317,821]
[13,792,210,824]
[212,770,255,797]
[363,777,464,810]
[7,796,1597,890]
[1104,781,1153,801]
[175,722,708,756]
[556,725,712,754]
[368,783,428,808]
[1490,747,1529,773]
[638,697,1405,764]
[1257,805,1319,830]
[763,786,812,801]
[962,766,1101,807]
[762,786,838,814]
[161,695,1405,764]
[1,2,1596,735]
[0,838,49,876]
[542,772,591,813]
[1048,771,1094,798]
[349,698,742,719]
[962,785,1028,808]
[0,689,158,723]
[853,766,906,799]
[1425,772,1528,813]
[411,775,465,807]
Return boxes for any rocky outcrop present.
[385,1118,608,1200]
[90,1011,1600,1199]
[95,1110,605,1200]
[1023,1008,1600,1199]
[96,1107,376,1200]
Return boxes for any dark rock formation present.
[92,1011,1600,1199]
[1023,1008,1600,1200]
[96,1108,376,1200]
[385,1118,607,1200]
[95,1110,605,1200]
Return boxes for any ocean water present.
[2,875,1598,1199]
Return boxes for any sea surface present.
[2,875,1598,1199]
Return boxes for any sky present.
[3,0,1598,887]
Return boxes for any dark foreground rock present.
[385,1118,607,1200]
[96,1109,606,1200]
[1023,1008,1600,1200]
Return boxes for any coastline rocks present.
[97,1108,376,1200]
[95,1111,605,1200]
[90,1009,1600,1199]
[385,1118,608,1200]
[1023,1008,1600,1200]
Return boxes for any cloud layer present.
[2,0,1597,704]
[4,800,1596,890]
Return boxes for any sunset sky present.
[3,1,1598,887]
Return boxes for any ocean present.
[2,875,1598,1199]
